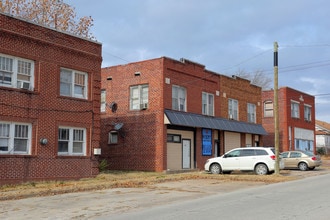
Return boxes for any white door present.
[182,139,191,169]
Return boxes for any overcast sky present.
[66,0,330,122]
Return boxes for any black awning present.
[164,109,267,135]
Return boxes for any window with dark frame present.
[108,131,118,144]
[167,134,181,143]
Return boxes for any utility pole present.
[274,42,280,174]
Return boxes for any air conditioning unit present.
[93,148,101,155]
[19,81,30,90]
[140,103,148,110]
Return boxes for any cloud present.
[66,0,330,122]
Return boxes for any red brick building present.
[0,14,102,184]
[262,87,315,153]
[101,57,267,172]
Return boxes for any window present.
[228,99,238,120]
[255,149,268,156]
[130,84,149,110]
[0,53,34,90]
[241,149,256,156]
[108,131,118,144]
[101,90,106,112]
[291,101,300,118]
[247,103,256,123]
[167,134,181,143]
[281,152,289,158]
[304,105,312,121]
[264,101,273,117]
[0,121,31,154]
[60,68,88,99]
[225,149,241,157]
[202,92,214,116]
[58,127,86,155]
[172,85,186,111]
[289,152,301,158]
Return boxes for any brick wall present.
[101,58,165,171]
[101,57,264,172]
[219,75,262,123]
[262,87,315,152]
[0,14,102,184]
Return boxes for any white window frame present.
[58,127,86,156]
[247,103,256,123]
[101,89,106,112]
[130,84,149,110]
[304,104,312,121]
[0,53,34,91]
[264,101,274,117]
[60,68,88,99]
[228,98,238,120]
[0,121,32,155]
[172,85,186,111]
[202,92,214,116]
[291,101,300,118]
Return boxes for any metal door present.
[182,139,191,169]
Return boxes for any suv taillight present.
[270,155,276,160]
[311,156,316,161]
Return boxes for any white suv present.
[204,147,283,175]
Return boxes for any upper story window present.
[58,127,86,156]
[304,105,312,121]
[60,68,88,99]
[130,84,149,110]
[172,85,186,111]
[264,101,274,117]
[291,101,300,118]
[101,90,106,112]
[0,121,31,155]
[247,103,256,123]
[228,98,238,120]
[0,53,34,91]
[202,92,214,116]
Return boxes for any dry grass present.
[1,156,329,201]
[0,170,295,201]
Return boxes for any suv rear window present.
[255,149,268,155]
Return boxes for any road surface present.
[111,173,330,220]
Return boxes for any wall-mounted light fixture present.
[134,71,141,76]
[40,138,48,145]
[107,76,113,80]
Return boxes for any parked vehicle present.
[204,147,284,175]
[280,150,322,171]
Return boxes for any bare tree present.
[0,0,94,40]
[235,69,272,90]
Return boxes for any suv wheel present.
[210,163,221,174]
[255,163,268,175]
